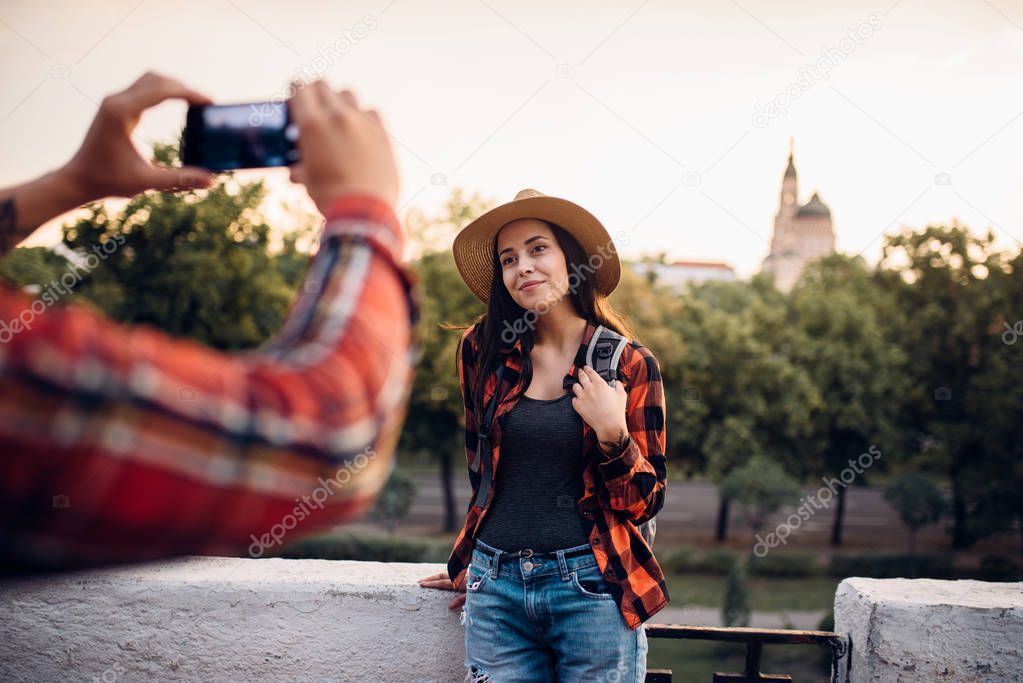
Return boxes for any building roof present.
[784,153,797,179]
[796,191,831,217]
[668,260,734,271]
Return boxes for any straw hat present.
[452,188,621,303]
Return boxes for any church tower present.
[761,140,835,291]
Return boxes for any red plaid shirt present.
[446,320,670,629]
[0,194,420,572]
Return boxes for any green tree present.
[964,248,1023,560]
[719,455,801,560]
[790,254,907,545]
[876,223,1009,548]
[398,189,489,531]
[671,281,819,541]
[58,143,313,349]
[370,468,419,535]
[0,246,73,290]
[883,473,945,556]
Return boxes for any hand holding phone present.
[287,81,400,213]
[182,82,399,214]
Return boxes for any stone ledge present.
[0,557,465,682]
[834,577,1023,683]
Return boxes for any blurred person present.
[0,72,420,573]
[418,189,668,682]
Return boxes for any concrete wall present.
[1,557,466,682]
[834,577,1023,683]
[6,560,1021,682]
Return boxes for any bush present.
[829,553,954,579]
[976,555,1022,581]
[277,532,451,563]
[722,558,751,627]
[695,549,741,574]
[658,544,699,573]
[749,551,822,578]
[657,545,738,575]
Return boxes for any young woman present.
[418,189,669,682]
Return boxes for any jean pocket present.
[466,562,490,592]
[570,565,614,599]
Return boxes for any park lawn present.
[663,572,840,613]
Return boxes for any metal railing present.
[643,624,851,683]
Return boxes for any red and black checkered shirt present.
[446,320,670,629]
[0,194,420,572]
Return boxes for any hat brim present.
[452,195,621,303]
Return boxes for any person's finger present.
[364,108,382,127]
[577,368,591,385]
[418,576,449,585]
[142,164,215,192]
[311,80,343,117]
[125,73,213,113]
[288,162,307,186]
[288,79,322,127]
[418,576,452,586]
[338,89,359,110]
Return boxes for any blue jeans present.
[460,538,648,682]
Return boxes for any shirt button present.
[604,569,615,579]
[588,487,596,493]
[592,538,600,545]
[523,561,534,571]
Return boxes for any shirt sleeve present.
[595,344,667,525]
[0,193,421,571]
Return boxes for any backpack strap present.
[471,362,506,510]
[585,324,629,384]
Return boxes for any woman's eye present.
[502,245,544,266]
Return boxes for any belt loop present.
[557,548,571,580]
[491,548,502,578]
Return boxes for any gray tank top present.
[475,391,592,552]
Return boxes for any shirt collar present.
[497,320,599,363]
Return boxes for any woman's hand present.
[418,571,466,610]
[571,365,629,447]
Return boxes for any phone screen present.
[182,101,299,171]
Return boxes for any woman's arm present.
[593,345,668,525]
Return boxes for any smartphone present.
[182,101,300,171]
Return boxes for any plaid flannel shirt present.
[446,320,670,629]
[0,194,420,572]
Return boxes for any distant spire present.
[784,138,797,179]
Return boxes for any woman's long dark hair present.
[447,221,639,418]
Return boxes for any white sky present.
[2,0,1022,276]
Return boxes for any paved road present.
[355,470,967,553]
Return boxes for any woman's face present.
[496,218,571,311]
